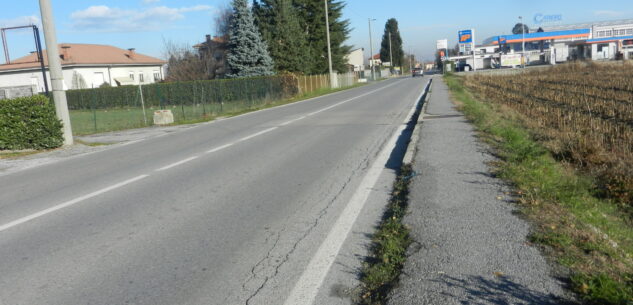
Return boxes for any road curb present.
[402,78,432,165]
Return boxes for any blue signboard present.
[459,30,473,44]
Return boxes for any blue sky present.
[1,0,633,63]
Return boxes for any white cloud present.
[0,15,41,28]
[594,10,625,17]
[70,4,213,32]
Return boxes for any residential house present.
[192,35,228,79]
[369,54,382,67]
[0,43,166,92]
[345,48,364,72]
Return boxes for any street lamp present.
[520,16,525,68]
[368,18,376,80]
[324,0,336,88]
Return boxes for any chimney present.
[206,34,211,44]
[60,45,71,61]
[128,48,136,59]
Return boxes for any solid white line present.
[237,127,278,142]
[0,174,149,233]
[206,143,234,154]
[156,156,199,172]
[283,79,429,305]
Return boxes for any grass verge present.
[357,165,413,304]
[0,150,41,159]
[70,83,368,135]
[444,73,633,305]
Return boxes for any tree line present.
[166,0,352,80]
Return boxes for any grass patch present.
[0,150,41,159]
[73,139,112,147]
[358,165,413,304]
[444,73,633,305]
[70,83,368,136]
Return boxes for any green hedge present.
[0,95,63,150]
[65,75,299,110]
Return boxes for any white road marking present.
[237,127,278,142]
[283,80,429,305]
[156,156,199,172]
[206,143,234,154]
[0,175,149,233]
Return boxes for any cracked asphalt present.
[387,76,576,305]
[0,78,428,305]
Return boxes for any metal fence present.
[66,72,361,135]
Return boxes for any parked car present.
[455,61,472,72]
[412,68,424,77]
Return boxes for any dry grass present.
[464,62,633,212]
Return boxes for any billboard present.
[458,30,473,44]
[436,39,448,50]
[501,54,522,67]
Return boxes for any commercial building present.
[451,19,633,70]
[0,44,166,92]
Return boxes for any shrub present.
[0,95,63,150]
[65,75,300,110]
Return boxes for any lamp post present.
[368,18,376,80]
[388,32,393,74]
[520,16,525,68]
[39,0,73,145]
[324,0,336,88]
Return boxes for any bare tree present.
[214,4,232,39]
[162,39,217,82]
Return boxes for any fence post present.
[139,84,148,126]
[91,86,97,133]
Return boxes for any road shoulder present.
[387,76,574,304]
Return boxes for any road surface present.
[0,77,427,305]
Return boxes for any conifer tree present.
[254,0,310,73]
[226,0,275,78]
[294,0,351,74]
[380,18,404,70]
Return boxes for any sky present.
[1,0,633,64]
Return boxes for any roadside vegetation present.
[445,68,632,305]
[358,165,413,305]
[67,77,365,135]
[0,95,63,150]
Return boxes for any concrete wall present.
[0,85,38,100]
[0,65,164,92]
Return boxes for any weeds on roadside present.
[445,73,633,305]
[358,165,413,305]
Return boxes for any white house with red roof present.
[0,44,166,92]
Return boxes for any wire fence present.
[66,73,362,135]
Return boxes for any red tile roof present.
[0,43,165,71]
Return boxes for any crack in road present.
[242,154,374,305]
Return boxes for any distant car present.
[455,62,472,72]
[412,68,424,77]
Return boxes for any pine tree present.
[226,0,275,78]
[294,0,351,74]
[254,0,310,73]
[380,18,404,69]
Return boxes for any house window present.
[627,29,633,35]
[596,31,605,38]
[129,72,134,80]
[616,29,626,36]
[604,30,613,37]
[139,73,144,83]
[153,71,160,81]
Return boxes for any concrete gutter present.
[402,78,432,165]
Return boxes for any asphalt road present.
[0,77,427,305]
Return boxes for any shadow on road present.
[431,274,578,305]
